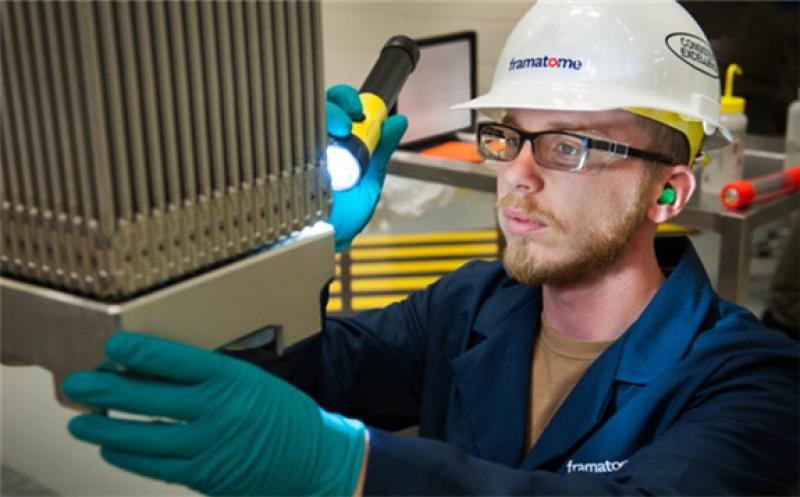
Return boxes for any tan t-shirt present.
[526,319,615,451]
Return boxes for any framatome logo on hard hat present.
[508,55,583,71]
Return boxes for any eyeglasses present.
[477,122,675,173]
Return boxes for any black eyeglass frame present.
[477,122,676,172]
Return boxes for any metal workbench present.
[387,137,799,305]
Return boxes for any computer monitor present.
[396,31,476,149]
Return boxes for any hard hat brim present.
[452,85,731,150]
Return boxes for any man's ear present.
[647,165,696,224]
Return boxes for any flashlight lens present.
[326,144,362,191]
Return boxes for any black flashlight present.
[326,35,420,191]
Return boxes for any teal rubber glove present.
[63,332,366,496]
[326,84,408,252]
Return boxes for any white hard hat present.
[455,0,729,162]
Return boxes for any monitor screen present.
[397,31,476,147]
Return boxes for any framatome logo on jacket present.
[508,55,583,71]
[566,459,629,474]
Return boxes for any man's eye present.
[556,142,580,156]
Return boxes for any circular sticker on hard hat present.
[665,33,719,79]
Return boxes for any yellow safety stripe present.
[351,275,441,292]
[352,229,497,246]
[350,243,498,260]
[330,230,503,312]
[351,258,488,275]
[352,294,407,310]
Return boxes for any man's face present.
[495,109,660,286]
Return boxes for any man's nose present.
[500,140,545,194]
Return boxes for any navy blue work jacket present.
[255,237,799,495]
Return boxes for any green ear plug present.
[658,187,676,205]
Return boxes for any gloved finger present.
[104,332,224,383]
[68,413,210,458]
[100,447,193,487]
[63,370,206,420]
[326,84,364,121]
[96,359,123,373]
[363,114,408,187]
[326,101,352,139]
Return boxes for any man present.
[63,1,799,495]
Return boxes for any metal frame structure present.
[2,224,334,407]
[0,0,334,406]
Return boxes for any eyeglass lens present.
[478,124,587,171]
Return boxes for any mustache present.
[495,194,565,232]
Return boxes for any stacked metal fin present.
[0,0,331,301]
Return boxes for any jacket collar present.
[449,281,541,466]
[612,237,715,384]
[524,238,715,468]
[449,237,714,468]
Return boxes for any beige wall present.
[321,0,533,93]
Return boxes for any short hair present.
[630,114,691,167]
[628,114,690,193]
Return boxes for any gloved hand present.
[63,332,366,496]
[326,84,408,252]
